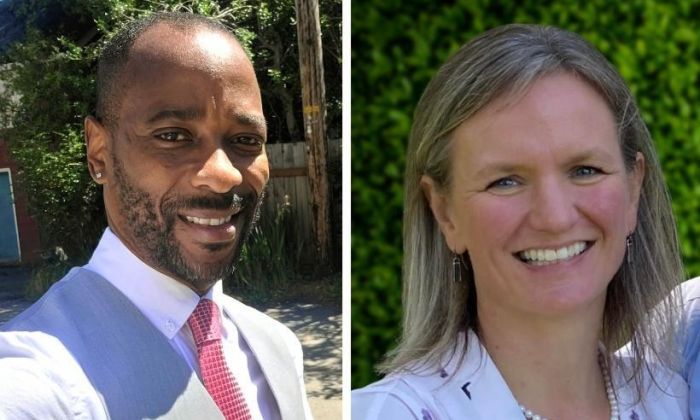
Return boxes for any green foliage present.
[230,200,305,298]
[352,0,700,387]
[227,199,341,305]
[1,0,340,294]
[225,0,342,141]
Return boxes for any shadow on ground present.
[260,303,341,400]
[0,299,31,324]
[0,267,31,324]
[0,266,30,298]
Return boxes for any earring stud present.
[95,172,102,179]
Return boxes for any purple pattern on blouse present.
[421,408,433,420]
[461,381,472,400]
[630,410,639,420]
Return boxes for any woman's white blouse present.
[352,330,688,420]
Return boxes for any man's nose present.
[191,149,242,193]
[528,180,578,233]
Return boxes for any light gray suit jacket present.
[0,268,310,419]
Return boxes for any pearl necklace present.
[519,348,619,420]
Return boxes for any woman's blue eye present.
[487,177,519,190]
[573,166,601,177]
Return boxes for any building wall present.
[0,138,40,263]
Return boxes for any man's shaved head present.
[96,12,241,127]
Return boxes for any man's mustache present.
[162,192,255,214]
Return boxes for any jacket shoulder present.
[219,295,300,347]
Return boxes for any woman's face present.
[423,72,644,319]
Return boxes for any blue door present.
[0,171,20,263]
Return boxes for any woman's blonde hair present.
[381,24,683,395]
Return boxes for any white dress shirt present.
[0,228,281,419]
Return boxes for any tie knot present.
[188,299,222,346]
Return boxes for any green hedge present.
[351,0,700,388]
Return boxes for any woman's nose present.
[528,180,578,233]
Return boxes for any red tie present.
[188,299,252,420]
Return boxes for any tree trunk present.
[295,0,331,269]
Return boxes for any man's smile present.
[183,215,232,226]
[176,209,244,245]
[170,191,249,238]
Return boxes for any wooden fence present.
[263,139,341,251]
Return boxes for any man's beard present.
[111,156,263,292]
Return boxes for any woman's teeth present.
[518,241,587,265]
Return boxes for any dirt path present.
[260,303,342,420]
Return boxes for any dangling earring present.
[452,253,461,283]
[452,252,470,282]
[626,234,633,265]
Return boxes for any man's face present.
[87,24,268,294]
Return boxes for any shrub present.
[229,199,306,299]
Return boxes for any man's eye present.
[156,131,190,142]
[232,136,264,152]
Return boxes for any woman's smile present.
[516,241,591,265]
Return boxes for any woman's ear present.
[84,116,110,184]
[420,175,462,252]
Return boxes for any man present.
[0,12,312,420]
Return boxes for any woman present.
[352,24,687,419]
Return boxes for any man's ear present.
[85,116,110,184]
[420,175,462,253]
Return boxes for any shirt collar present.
[83,228,224,340]
[406,330,523,418]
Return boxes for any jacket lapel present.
[222,298,305,420]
